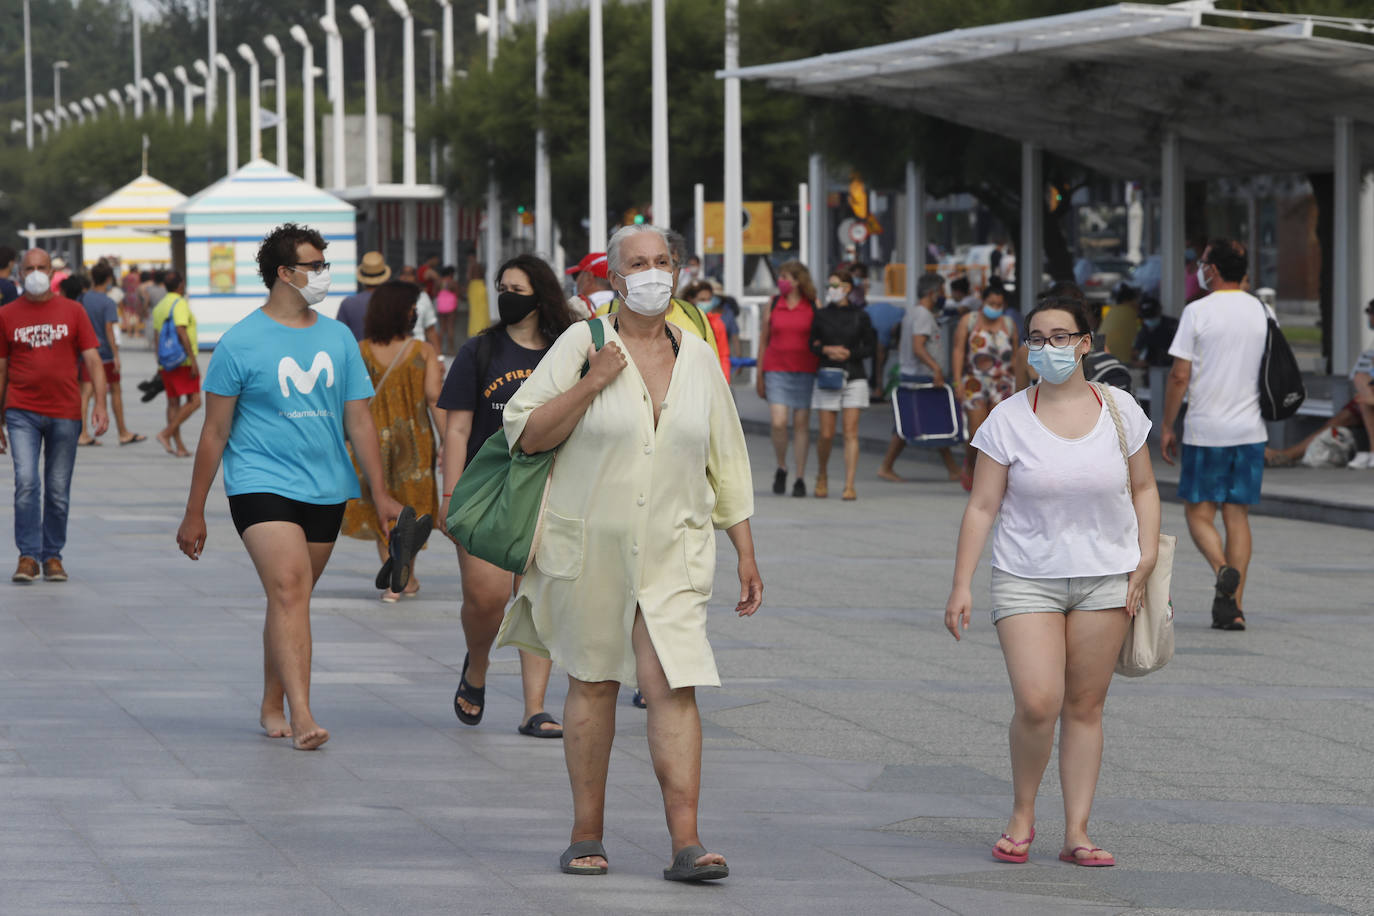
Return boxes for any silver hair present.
[606,224,672,277]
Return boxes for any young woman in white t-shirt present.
[944,297,1161,868]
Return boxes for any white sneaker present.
[1348,451,1373,469]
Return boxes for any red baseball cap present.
[566,252,609,279]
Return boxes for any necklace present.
[613,315,679,357]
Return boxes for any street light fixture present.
[349,5,379,188]
[94,95,108,116]
[153,72,174,121]
[107,89,124,117]
[262,35,287,169]
[173,66,195,124]
[290,25,317,186]
[236,43,262,161]
[82,97,98,120]
[319,15,346,189]
[140,77,157,116]
[386,0,417,187]
[53,60,69,114]
[215,53,238,172]
[68,101,85,125]
[34,112,48,143]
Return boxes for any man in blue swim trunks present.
[1160,238,1266,632]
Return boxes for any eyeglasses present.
[293,260,330,273]
[1024,332,1087,351]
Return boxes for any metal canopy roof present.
[719,2,1374,179]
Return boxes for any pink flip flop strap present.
[1000,833,1033,846]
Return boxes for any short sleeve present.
[203,341,243,397]
[341,331,375,401]
[1351,349,1374,380]
[911,308,935,339]
[1167,304,1196,362]
[73,304,100,353]
[1110,387,1152,457]
[970,400,1013,466]
[173,298,192,327]
[503,319,596,455]
[706,359,754,529]
[0,314,11,358]
[104,299,119,328]
[438,338,481,411]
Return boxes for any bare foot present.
[570,854,608,870]
[692,851,727,868]
[175,448,192,458]
[155,430,176,455]
[877,467,905,482]
[259,711,292,738]
[291,719,330,750]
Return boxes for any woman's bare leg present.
[841,406,861,493]
[455,544,514,718]
[815,410,837,480]
[563,675,619,869]
[792,407,811,479]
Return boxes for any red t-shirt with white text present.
[0,295,99,419]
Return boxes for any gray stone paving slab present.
[1,346,1373,914]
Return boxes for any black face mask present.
[498,291,538,325]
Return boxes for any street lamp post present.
[422,27,436,185]
[68,102,85,125]
[95,95,108,117]
[319,15,346,189]
[132,7,143,117]
[141,77,157,116]
[82,97,98,121]
[108,89,124,118]
[206,0,217,122]
[387,0,417,188]
[535,0,550,255]
[290,26,317,186]
[153,72,175,121]
[33,112,47,143]
[483,0,502,315]
[53,60,69,129]
[237,44,262,161]
[215,53,238,172]
[723,0,743,299]
[438,0,456,268]
[350,5,379,189]
[194,58,211,115]
[263,35,287,169]
[650,0,668,227]
[588,0,606,250]
[23,0,33,149]
[174,66,194,124]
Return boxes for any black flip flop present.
[119,434,146,446]
[559,840,608,875]
[663,845,729,882]
[518,712,563,738]
[384,507,433,594]
[631,690,647,709]
[453,653,485,726]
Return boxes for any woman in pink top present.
[755,261,820,497]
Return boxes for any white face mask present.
[292,266,331,306]
[23,270,50,297]
[619,267,673,316]
[1196,262,1210,292]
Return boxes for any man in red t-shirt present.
[0,249,108,584]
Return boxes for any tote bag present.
[446,320,603,574]
[1094,383,1176,677]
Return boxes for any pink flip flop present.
[991,827,1034,863]
[1059,846,1115,867]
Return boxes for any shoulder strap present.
[1094,381,1133,495]
[580,318,605,379]
[474,332,494,383]
[676,298,710,340]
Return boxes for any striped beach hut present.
[71,172,186,270]
[169,159,357,345]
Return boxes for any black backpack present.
[1082,350,1133,394]
[1255,298,1305,421]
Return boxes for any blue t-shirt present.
[80,290,119,359]
[203,308,374,504]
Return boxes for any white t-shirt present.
[972,386,1151,579]
[412,290,438,341]
[899,305,948,377]
[1168,290,1273,447]
[1351,349,1374,380]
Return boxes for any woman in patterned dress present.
[952,285,1024,490]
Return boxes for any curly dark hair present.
[256,223,327,291]
[363,281,422,342]
[487,253,573,343]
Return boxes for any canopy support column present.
[1333,117,1361,375]
[905,160,923,307]
[808,153,826,285]
[1019,142,1042,317]
[403,200,418,267]
[1361,172,1374,353]
[1160,132,1185,316]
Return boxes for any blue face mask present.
[1028,341,1083,385]
[1143,317,1161,330]
[982,305,1004,321]
[702,295,720,312]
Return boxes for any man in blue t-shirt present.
[78,262,144,446]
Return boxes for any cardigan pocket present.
[535,512,584,580]
[682,527,715,595]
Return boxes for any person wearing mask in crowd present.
[949,275,980,315]
[0,249,108,583]
[150,271,200,458]
[439,254,573,738]
[50,256,71,291]
[467,258,491,339]
[680,281,732,378]
[676,253,702,294]
[336,251,391,341]
[340,281,443,601]
[952,285,1024,490]
[879,273,962,482]
[1161,239,1269,632]
[0,246,18,305]
[756,261,820,497]
[1100,284,1141,363]
[176,223,402,751]
[435,265,459,354]
[566,252,614,320]
[397,264,442,356]
[491,224,760,879]
[945,294,1159,870]
[809,268,875,500]
[77,262,143,446]
[1130,297,1177,368]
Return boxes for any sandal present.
[663,844,729,882]
[377,507,434,594]
[991,827,1034,864]
[518,712,563,738]
[453,653,485,726]
[631,690,647,709]
[559,840,608,875]
[1059,846,1115,867]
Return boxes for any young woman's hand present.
[823,345,851,361]
[1125,558,1156,618]
[944,586,972,640]
[755,370,767,400]
[176,511,207,560]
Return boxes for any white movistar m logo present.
[278,351,335,397]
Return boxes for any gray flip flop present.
[559,840,608,875]
[663,845,729,882]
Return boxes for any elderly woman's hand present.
[735,557,762,616]
[585,340,628,391]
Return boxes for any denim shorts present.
[1177,442,1264,505]
[990,567,1129,624]
[764,371,815,410]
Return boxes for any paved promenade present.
[2,347,1372,915]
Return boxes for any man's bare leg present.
[110,383,135,441]
[878,435,906,481]
[1220,503,1253,611]
[1184,501,1226,572]
[563,676,618,870]
[158,394,182,454]
[159,392,201,457]
[632,610,726,871]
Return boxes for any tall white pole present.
[174,66,194,124]
[485,0,501,318]
[440,0,454,88]
[808,153,825,284]
[206,0,217,122]
[154,72,174,121]
[34,113,48,143]
[132,10,143,118]
[320,15,346,188]
[439,0,455,268]
[216,54,238,172]
[650,0,669,227]
[423,28,436,184]
[108,89,124,118]
[141,78,157,117]
[798,182,809,266]
[534,0,551,256]
[722,0,742,298]
[588,0,607,250]
[237,45,261,161]
[693,182,704,259]
[1019,143,1043,318]
[904,161,923,308]
[23,0,33,149]
[291,26,316,186]
[388,0,416,186]
[263,36,287,169]
[351,6,378,188]
[53,61,66,117]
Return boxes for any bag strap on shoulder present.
[1093,381,1133,495]
[474,332,494,383]
[579,318,606,379]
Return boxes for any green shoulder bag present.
[445,319,604,574]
